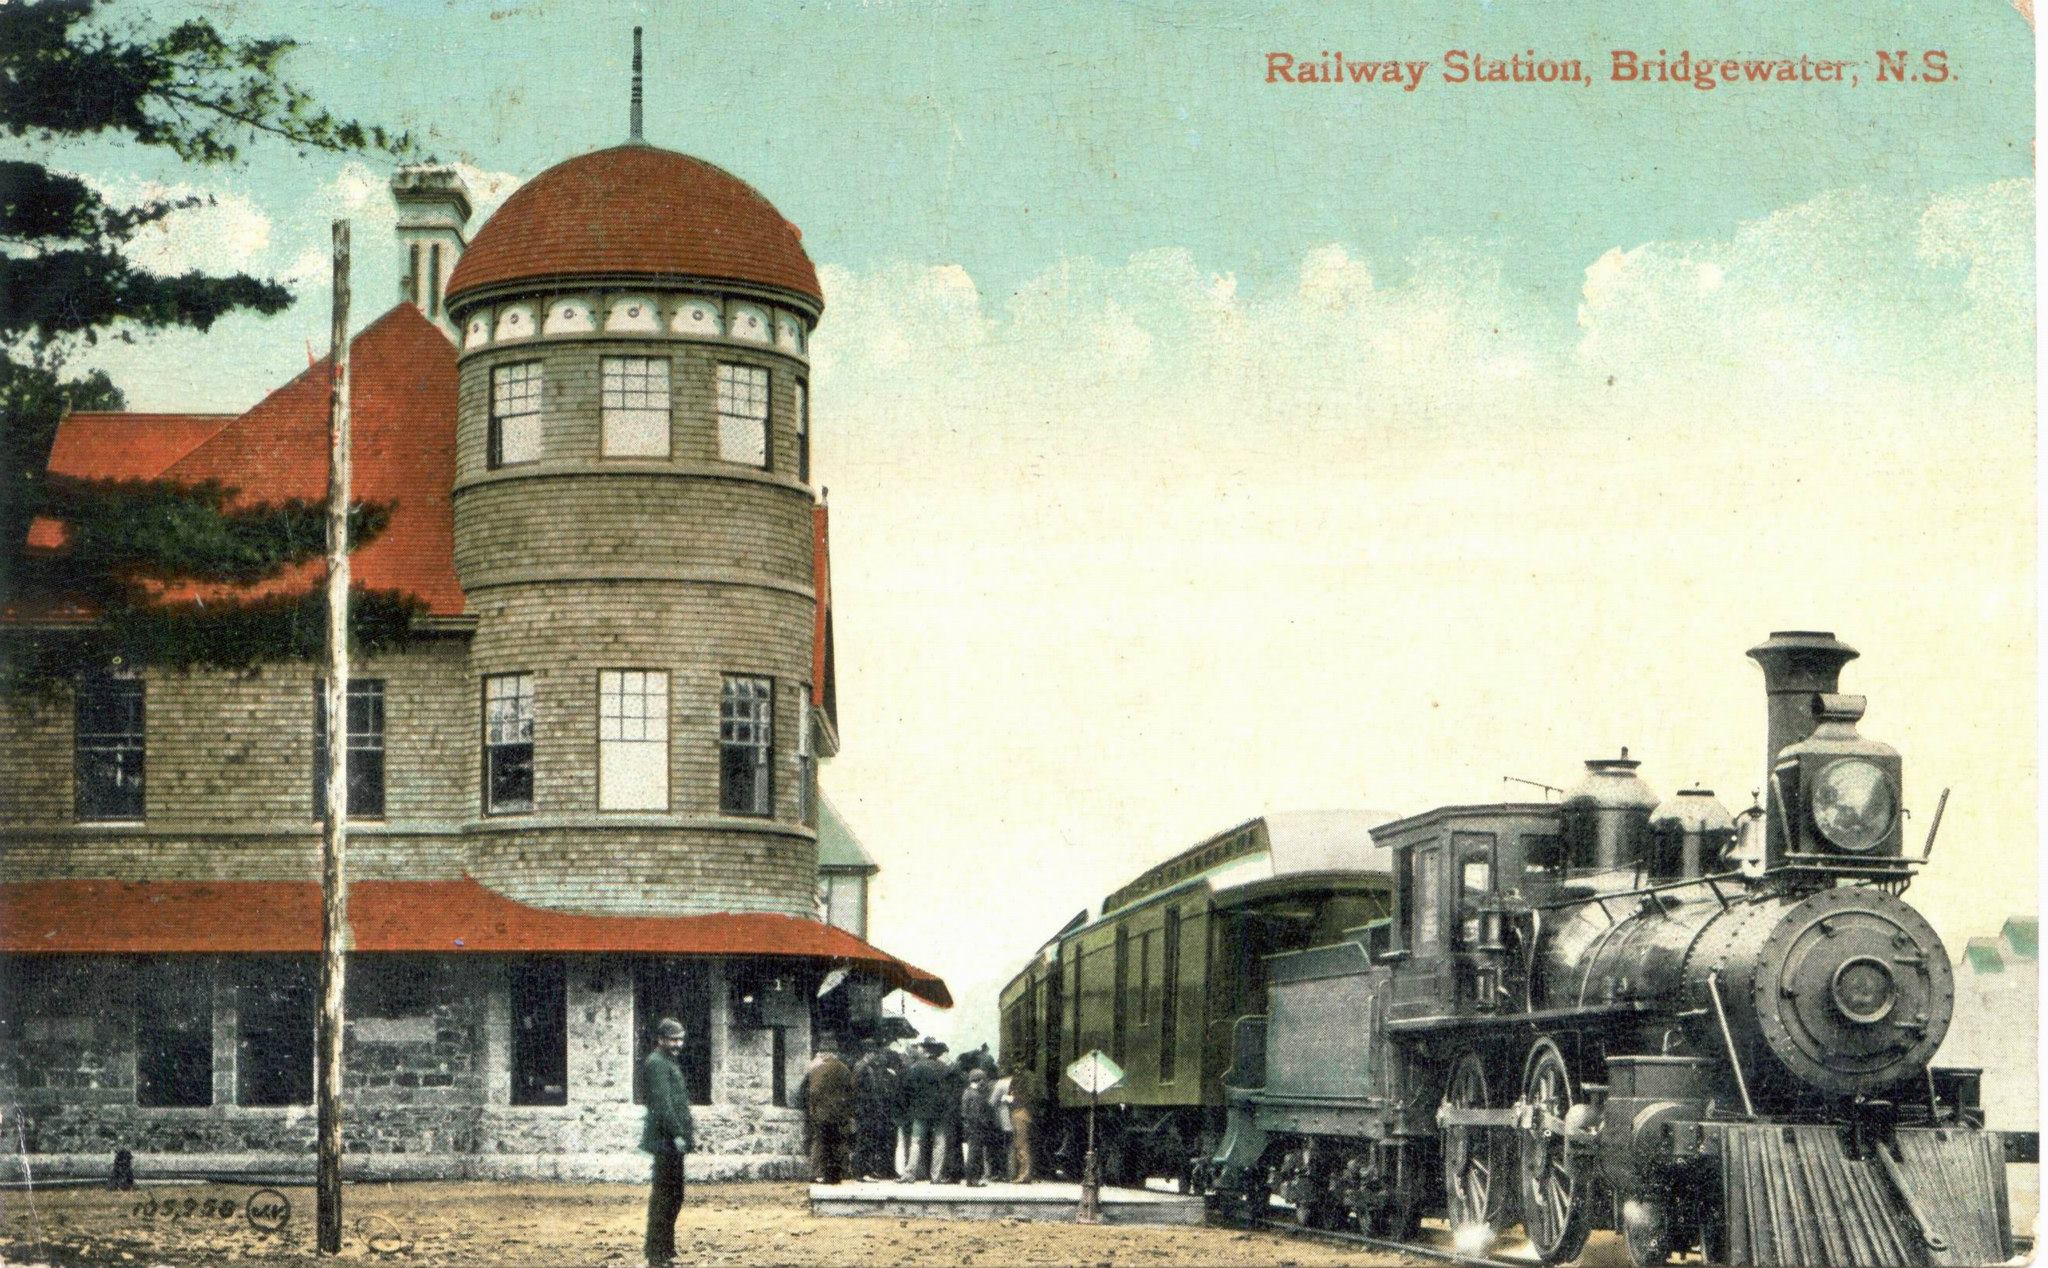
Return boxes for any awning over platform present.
[0,876,949,1007]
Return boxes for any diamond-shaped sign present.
[1065,1049,1125,1095]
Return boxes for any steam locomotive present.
[1194,632,2021,1265]
[1000,631,2028,1265]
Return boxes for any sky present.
[43,0,2038,1048]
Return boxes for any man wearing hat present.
[640,1019,694,1266]
[896,1037,950,1181]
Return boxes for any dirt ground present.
[0,1180,1424,1267]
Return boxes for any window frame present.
[597,669,670,812]
[483,672,536,815]
[75,674,145,822]
[714,362,771,469]
[599,355,673,459]
[487,360,544,469]
[794,377,810,482]
[313,679,387,820]
[718,675,774,817]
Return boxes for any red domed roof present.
[445,144,821,309]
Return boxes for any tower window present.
[484,673,535,814]
[715,364,769,468]
[488,362,543,467]
[75,675,144,821]
[794,379,810,483]
[598,670,668,811]
[601,357,671,458]
[719,676,773,816]
[314,679,386,819]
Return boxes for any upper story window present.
[484,672,535,814]
[598,670,668,811]
[601,357,671,458]
[314,679,386,819]
[489,362,543,468]
[75,675,144,821]
[719,675,773,816]
[794,379,810,483]
[715,364,770,468]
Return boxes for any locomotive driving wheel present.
[1517,1038,1592,1265]
[1442,1051,1512,1240]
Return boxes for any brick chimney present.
[391,165,473,337]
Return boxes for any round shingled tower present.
[443,73,823,917]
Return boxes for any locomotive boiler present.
[1198,632,2025,1266]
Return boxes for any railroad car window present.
[1112,928,1130,1064]
[1414,847,1440,949]
[1159,907,1181,1082]
[1138,932,1153,1024]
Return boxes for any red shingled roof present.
[0,876,950,1007]
[445,145,822,309]
[21,305,463,617]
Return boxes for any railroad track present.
[1208,1206,1541,1268]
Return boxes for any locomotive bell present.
[1560,750,1660,873]
[1646,788,1734,882]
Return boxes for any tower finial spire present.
[629,27,644,142]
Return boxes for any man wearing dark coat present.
[799,1045,856,1184]
[852,1044,899,1180]
[896,1038,950,1181]
[639,1018,695,1267]
[935,1053,969,1183]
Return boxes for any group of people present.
[638,1022,1055,1266]
[798,1035,1045,1187]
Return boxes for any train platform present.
[807,1179,1206,1225]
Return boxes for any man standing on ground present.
[639,1019,694,1267]
[1006,1062,1043,1183]
[801,1043,856,1184]
[987,1067,1014,1180]
[959,1067,997,1185]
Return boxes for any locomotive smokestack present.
[1747,631,1858,775]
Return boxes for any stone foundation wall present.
[0,952,811,1182]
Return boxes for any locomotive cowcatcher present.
[1194,632,2023,1266]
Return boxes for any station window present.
[510,958,568,1106]
[598,670,668,811]
[794,379,810,482]
[715,364,770,467]
[75,675,144,821]
[631,960,713,1106]
[238,958,315,1107]
[313,679,385,819]
[488,361,543,467]
[347,958,435,1018]
[601,357,671,458]
[484,673,535,814]
[136,959,212,1107]
[719,676,773,816]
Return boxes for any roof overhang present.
[0,876,949,1007]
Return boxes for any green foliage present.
[0,0,421,690]
[0,586,427,696]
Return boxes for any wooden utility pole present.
[317,218,352,1257]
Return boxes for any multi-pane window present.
[489,362,543,467]
[601,357,671,457]
[484,673,535,813]
[796,682,816,828]
[598,670,668,811]
[794,379,810,482]
[75,676,144,821]
[718,676,773,816]
[715,364,770,467]
[313,680,386,819]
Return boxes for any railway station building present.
[0,126,949,1179]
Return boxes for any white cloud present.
[84,177,274,276]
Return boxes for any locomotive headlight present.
[1809,759,1897,853]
